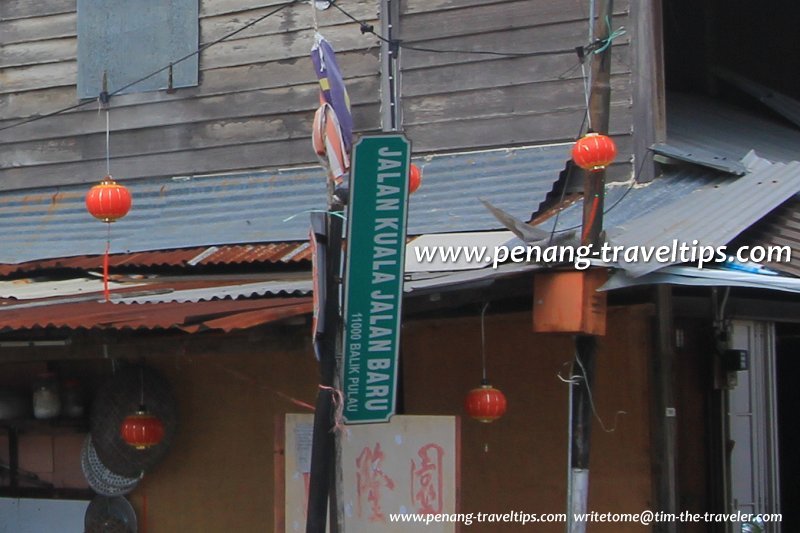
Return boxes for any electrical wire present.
[573,351,627,433]
[332,0,627,77]
[0,0,300,135]
[546,24,638,247]
[1,0,621,135]
[546,147,655,235]
[330,1,532,58]
[546,111,587,245]
[0,101,88,134]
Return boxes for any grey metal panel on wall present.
[1,1,382,192]
[77,0,199,98]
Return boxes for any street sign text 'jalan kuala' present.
[343,134,411,424]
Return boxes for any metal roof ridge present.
[111,279,313,304]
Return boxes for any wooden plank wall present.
[398,0,633,180]
[0,0,382,191]
[0,0,636,192]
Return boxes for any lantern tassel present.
[581,194,601,243]
[103,231,110,302]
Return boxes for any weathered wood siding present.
[0,0,382,191]
[398,0,633,178]
[0,0,635,192]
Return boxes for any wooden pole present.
[569,1,613,531]
[652,285,678,533]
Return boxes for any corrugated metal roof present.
[535,166,733,236]
[534,158,800,277]
[603,265,800,294]
[0,243,312,277]
[407,145,569,234]
[735,198,800,277]
[0,296,312,333]
[667,93,800,165]
[607,161,800,276]
[113,279,312,304]
[0,145,569,265]
[0,274,311,308]
[404,261,542,294]
[0,278,146,300]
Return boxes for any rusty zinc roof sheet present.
[0,271,313,333]
[0,296,312,333]
[0,243,312,277]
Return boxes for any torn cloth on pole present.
[311,33,354,187]
[312,33,353,150]
[312,103,350,186]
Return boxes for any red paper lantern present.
[86,177,132,222]
[409,163,422,194]
[120,408,165,450]
[571,132,617,171]
[465,382,507,423]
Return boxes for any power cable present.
[0,0,300,134]
[2,0,621,134]
[330,0,537,58]
[547,147,655,235]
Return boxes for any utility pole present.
[568,1,613,531]
[306,193,344,533]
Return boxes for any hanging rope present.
[310,0,320,32]
[103,101,112,303]
[318,384,345,433]
[581,61,593,131]
[105,108,111,177]
[480,302,490,382]
[103,226,111,302]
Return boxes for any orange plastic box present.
[532,269,608,335]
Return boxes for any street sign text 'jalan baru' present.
[343,134,411,424]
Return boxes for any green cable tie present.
[593,17,626,55]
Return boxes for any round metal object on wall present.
[85,495,138,533]
[80,436,141,497]
[91,364,178,477]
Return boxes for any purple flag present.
[311,33,354,152]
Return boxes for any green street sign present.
[343,134,411,424]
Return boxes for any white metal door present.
[727,320,781,532]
